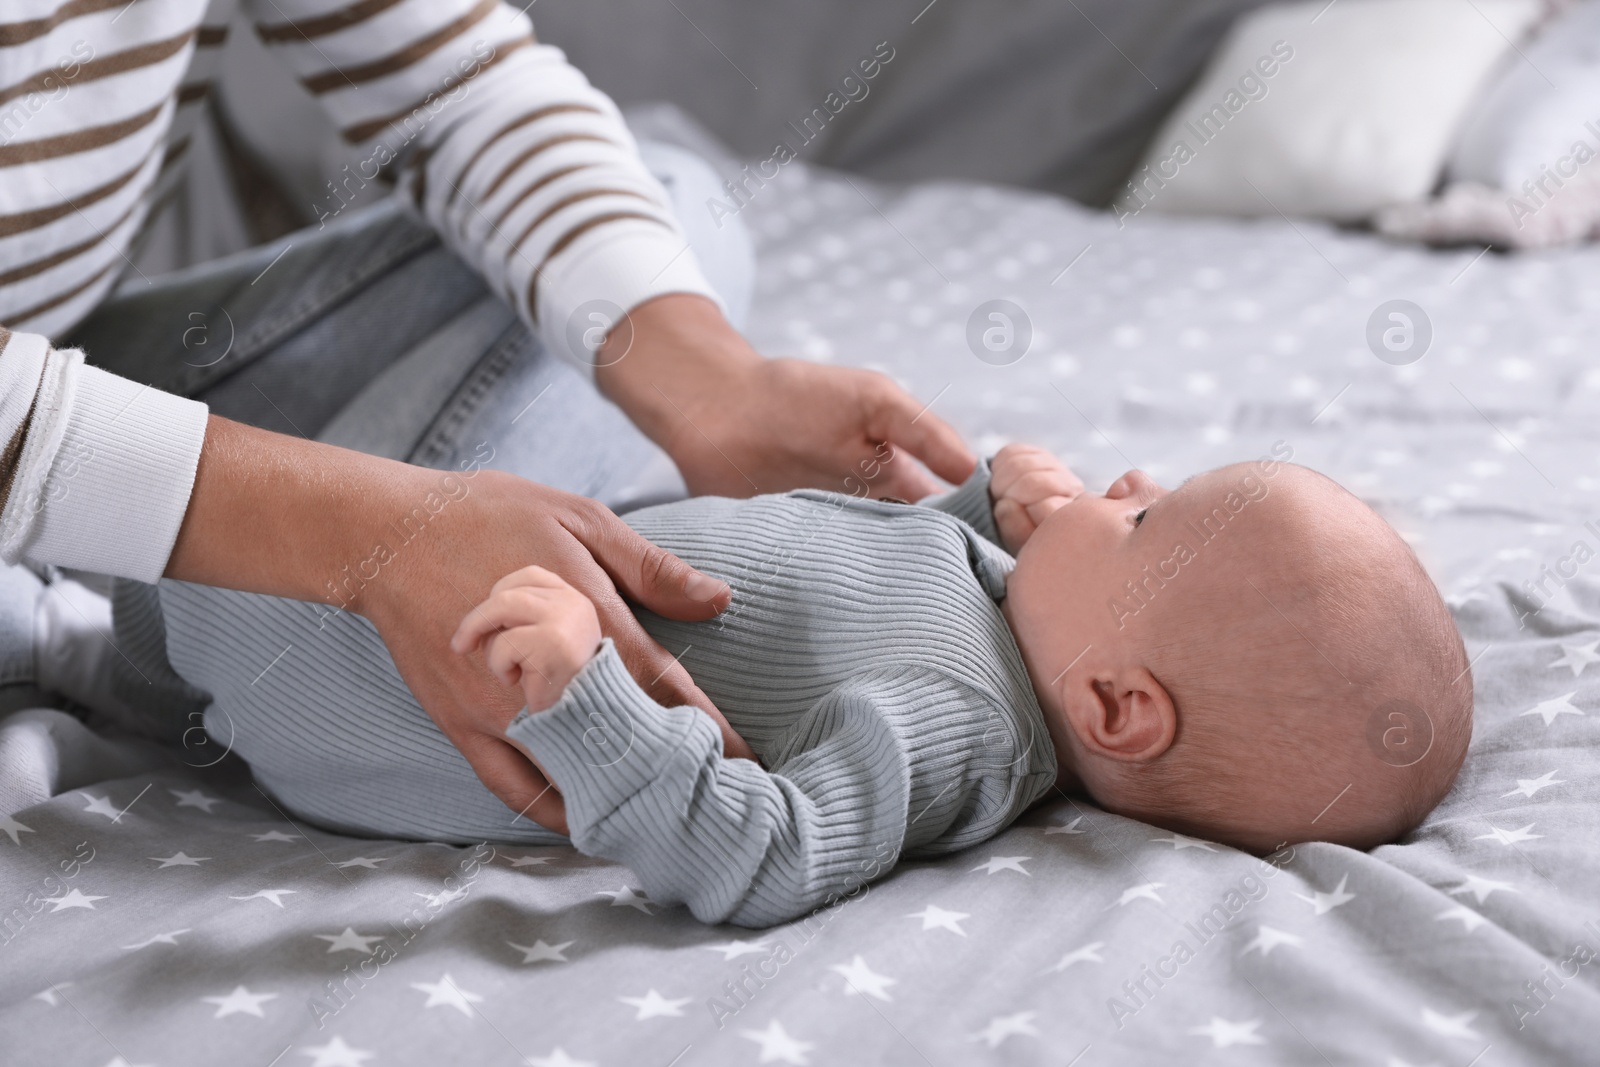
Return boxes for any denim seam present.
[407,322,527,468]
[172,224,442,398]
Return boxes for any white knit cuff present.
[534,223,725,381]
[18,364,208,583]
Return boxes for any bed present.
[3,124,1597,1063]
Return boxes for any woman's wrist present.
[165,416,433,614]
[593,293,761,458]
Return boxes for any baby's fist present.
[990,443,1084,554]
[451,566,603,713]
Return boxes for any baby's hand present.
[451,566,603,714]
[990,443,1085,554]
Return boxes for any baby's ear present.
[1061,666,1176,763]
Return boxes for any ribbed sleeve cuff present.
[21,364,208,582]
[506,638,710,832]
[922,458,1000,545]
[534,223,725,380]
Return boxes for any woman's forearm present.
[165,415,423,611]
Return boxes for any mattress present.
[2,158,1598,1065]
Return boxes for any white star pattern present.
[505,854,553,867]
[299,1035,375,1067]
[150,851,209,868]
[1106,882,1165,909]
[1473,824,1542,846]
[416,886,469,909]
[1293,874,1356,915]
[740,1019,813,1064]
[334,857,386,869]
[1548,639,1600,676]
[1044,816,1085,835]
[229,888,296,908]
[1448,875,1518,904]
[170,788,222,812]
[1435,906,1490,933]
[1520,693,1584,726]
[316,928,385,954]
[80,793,122,820]
[509,939,573,964]
[1041,942,1104,974]
[1501,770,1563,799]
[906,904,968,936]
[201,985,278,1018]
[33,983,72,1006]
[0,814,34,845]
[596,886,654,913]
[1241,926,1304,957]
[44,888,105,911]
[969,1011,1038,1049]
[1420,1007,1481,1040]
[971,855,1031,876]
[703,938,767,960]
[618,989,690,1019]
[123,929,189,950]
[1150,832,1216,851]
[250,830,299,843]
[1189,1017,1266,1048]
[524,1050,595,1067]
[829,956,896,1000]
[411,974,484,1016]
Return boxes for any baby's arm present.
[921,444,1084,554]
[456,570,967,928]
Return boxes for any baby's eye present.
[1132,507,1149,527]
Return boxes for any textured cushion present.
[1127,0,1542,220]
[1446,0,1600,192]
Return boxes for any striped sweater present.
[155,466,1061,927]
[0,0,720,581]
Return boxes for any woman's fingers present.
[866,379,977,487]
[868,444,944,502]
[456,731,569,836]
[570,503,731,622]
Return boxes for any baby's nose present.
[1108,470,1156,498]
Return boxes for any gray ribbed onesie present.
[157,464,1059,927]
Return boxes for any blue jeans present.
[28,140,753,746]
[64,139,753,502]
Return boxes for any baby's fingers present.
[483,625,545,686]
[990,445,1060,497]
[1008,468,1084,507]
[992,497,1037,555]
[451,586,561,654]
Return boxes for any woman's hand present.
[596,295,976,500]
[989,443,1085,554]
[362,469,760,836]
[168,420,758,838]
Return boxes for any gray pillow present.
[531,0,1272,204]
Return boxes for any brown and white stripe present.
[0,0,716,581]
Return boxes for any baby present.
[156,444,1472,928]
[445,443,1471,918]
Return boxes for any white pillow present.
[1123,0,1542,221]
[1446,0,1600,193]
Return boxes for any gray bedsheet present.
[3,158,1599,1065]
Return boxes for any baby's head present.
[1003,453,1472,853]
